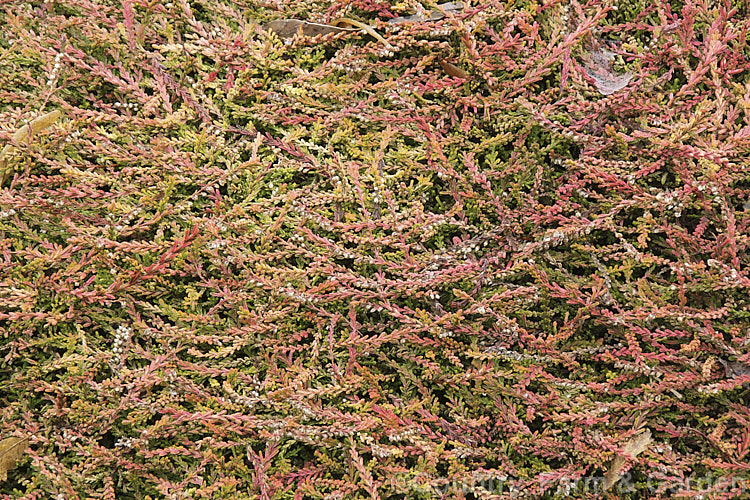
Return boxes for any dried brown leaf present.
[604,429,651,491]
[439,60,469,78]
[330,18,392,49]
[720,359,750,388]
[0,436,29,483]
[263,18,391,49]
[263,19,354,39]
[582,41,632,95]
[388,1,464,24]
[0,109,63,183]
[0,109,62,173]
[720,359,750,378]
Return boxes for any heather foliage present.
[1,0,749,498]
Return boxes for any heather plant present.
[0,0,749,498]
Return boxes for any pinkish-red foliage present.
[1,0,750,498]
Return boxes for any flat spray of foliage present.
[1,0,749,498]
